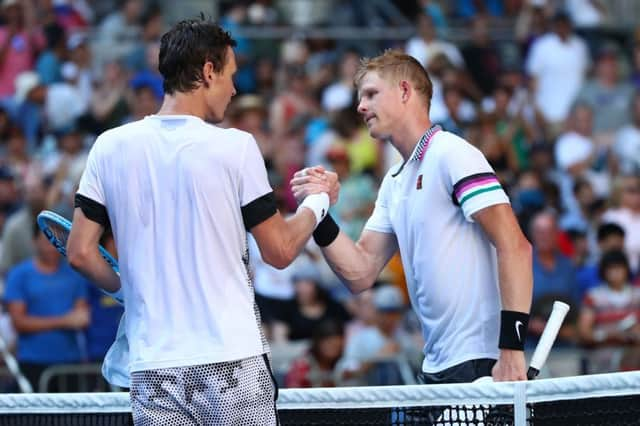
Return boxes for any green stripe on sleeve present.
[458,185,503,206]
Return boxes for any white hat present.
[373,285,405,312]
[14,71,40,104]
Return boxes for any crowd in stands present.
[0,0,638,392]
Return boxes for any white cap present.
[373,285,405,312]
[61,62,79,80]
[14,71,40,104]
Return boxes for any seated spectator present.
[272,270,350,342]
[336,285,417,386]
[4,222,89,391]
[603,174,640,274]
[576,223,626,300]
[284,320,345,388]
[613,91,640,175]
[578,250,640,373]
[576,44,634,146]
[529,211,579,345]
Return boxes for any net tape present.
[0,371,637,426]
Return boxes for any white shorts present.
[130,354,278,425]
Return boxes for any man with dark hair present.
[67,17,335,425]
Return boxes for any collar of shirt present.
[392,124,441,177]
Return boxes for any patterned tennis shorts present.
[130,354,278,426]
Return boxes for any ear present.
[203,61,215,82]
[399,80,411,103]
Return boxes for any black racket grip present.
[527,366,539,380]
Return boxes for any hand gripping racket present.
[36,210,123,305]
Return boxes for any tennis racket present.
[36,210,123,305]
[473,300,571,382]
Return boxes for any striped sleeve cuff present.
[452,173,509,221]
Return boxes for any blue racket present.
[37,210,123,304]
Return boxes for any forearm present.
[321,233,380,293]
[68,247,120,293]
[496,241,533,313]
[274,209,318,268]
[13,315,68,333]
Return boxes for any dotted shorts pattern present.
[130,354,278,426]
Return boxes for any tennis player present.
[66,18,333,425]
[293,50,533,383]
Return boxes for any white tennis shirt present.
[77,115,274,372]
[365,127,510,373]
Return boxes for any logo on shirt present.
[416,174,423,190]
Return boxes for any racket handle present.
[526,366,539,380]
[528,301,570,379]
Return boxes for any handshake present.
[290,166,341,223]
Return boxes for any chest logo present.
[416,174,423,190]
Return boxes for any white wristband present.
[298,192,329,228]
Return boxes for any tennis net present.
[0,371,637,425]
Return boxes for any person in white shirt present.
[525,12,589,139]
[66,18,335,426]
[292,50,533,383]
[405,14,464,70]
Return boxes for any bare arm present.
[250,208,320,270]
[474,203,532,313]
[8,299,89,333]
[473,203,532,381]
[67,208,121,293]
[318,229,398,294]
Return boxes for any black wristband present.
[499,310,529,351]
[313,214,340,247]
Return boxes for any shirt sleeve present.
[444,142,509,222]
[3,266,25,303]
[364,172,394,234]
[77,136,106,207]
[240,135,277,230]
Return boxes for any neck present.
[392,112,433,160]
[157,92,207,120]
[35,257,59,273]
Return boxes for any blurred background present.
[0,0,639,393]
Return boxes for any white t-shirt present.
[77,115,275,372]
[365,127,510,373]
[526,33,589,122]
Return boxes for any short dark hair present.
[598,250,630,282]
[159,16,236,95]
[597,222,625,242]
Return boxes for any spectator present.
[284,320,345,388]
[85,284,123,363]
[8,71,46,153]
[4,222,89,391]
[125,82,160,122]
[405,14,464,70]
[93,0,143,72]
[577,222,626,300]
[515,0,552,59]
[0,0,45,99]
[576,44,634,145]
[602,174,640,274]
[525,11,589,139]
[3,126,30,187]
[325,143,376,241]
[35,22,66,85]
[269,65,316,138]
[461,15,502,97]
[530,210,579,311]
[89,59,130,133]
[321,48,359,113]
[336,285,416,386]
[272,270,350,342]
[0,167,18,217]
[0,173,47,275]
[613,91,640,175]
[578,250,640,373]
[554,103,610,216]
